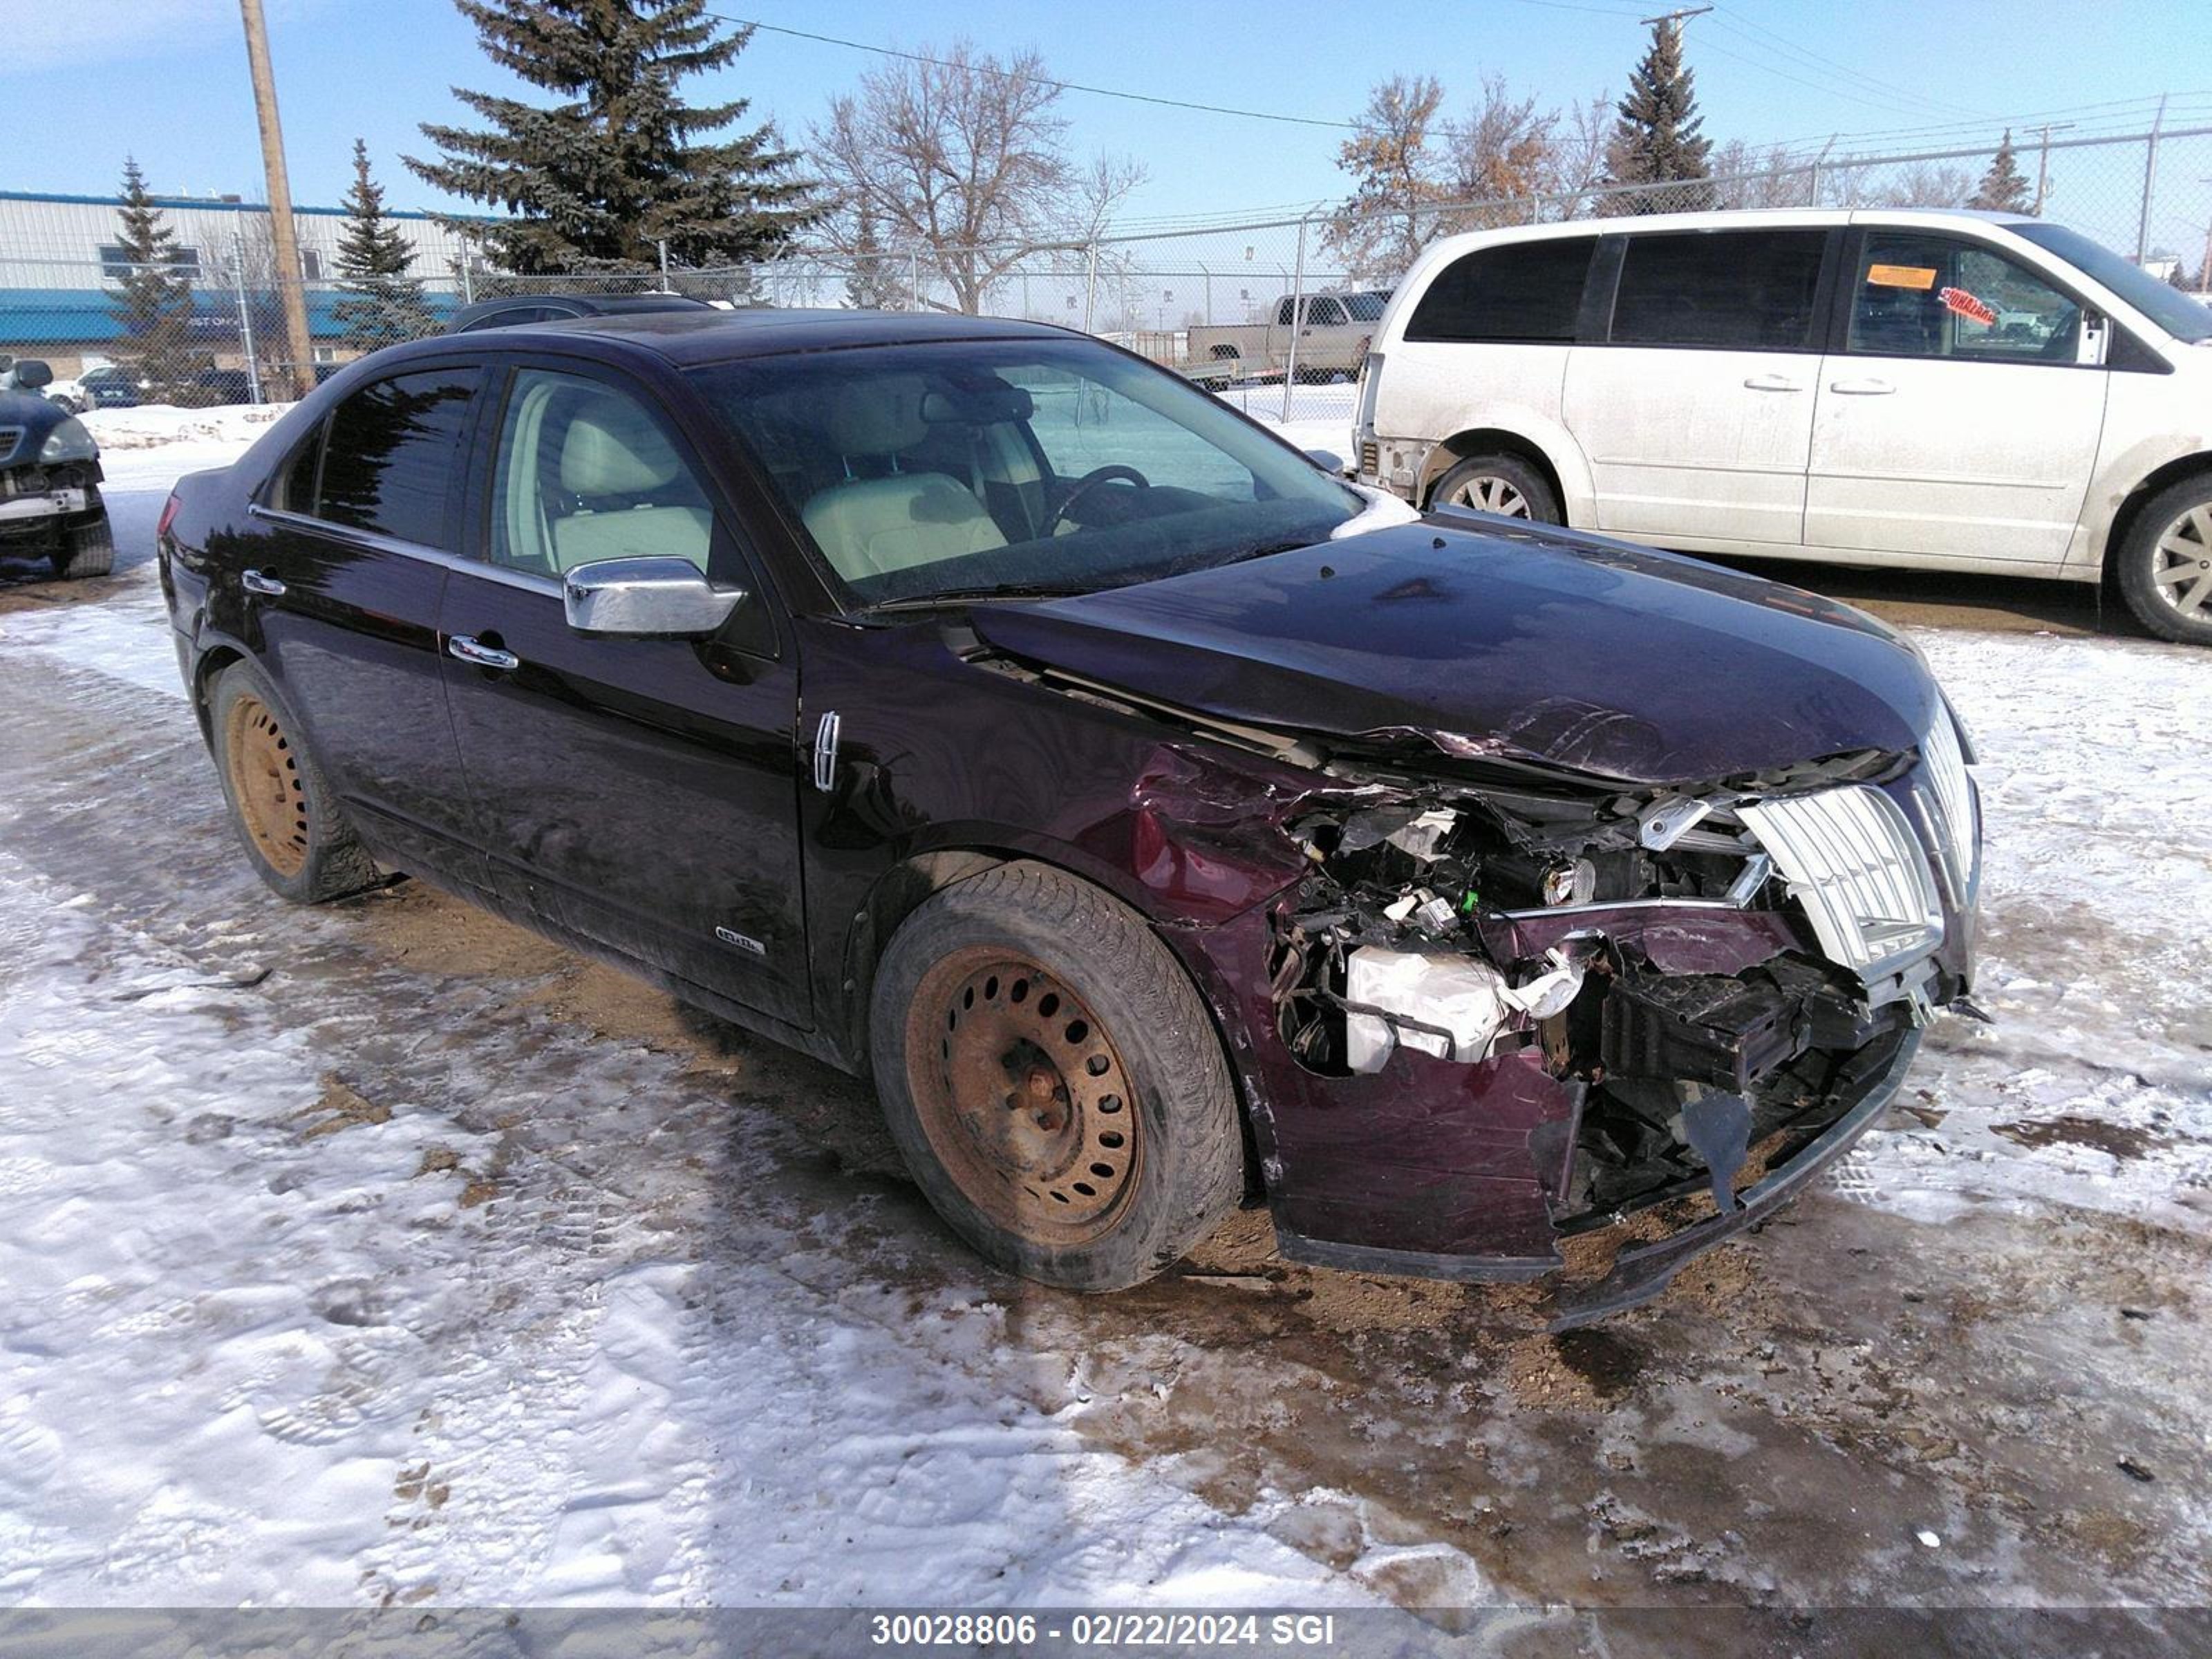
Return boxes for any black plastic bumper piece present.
[1546,1029,1922,1331]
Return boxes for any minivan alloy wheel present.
[1450,474,1532,518]
[2150,503,2212,619]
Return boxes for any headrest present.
[560,395,682,494]
[823,374,930,456]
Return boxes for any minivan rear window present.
[1404,237,1596,344]
[1609,229,1828,350]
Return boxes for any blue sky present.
[10,0,2212,254]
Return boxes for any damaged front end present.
[1264,724,1979,1324]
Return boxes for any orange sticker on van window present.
[1940,286,1998,325]
[1866,263,1938,290]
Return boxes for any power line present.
[1707,5,1991,121]
[709,12,1358,131]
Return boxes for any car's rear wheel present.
[870,861,1241,1291]
[2116,476,2212,646]
[208,662,382,903]
[1430,452,1562,525]
[50,509,114,580]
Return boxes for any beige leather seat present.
[550,395,713,573]
[801,375,1006,581]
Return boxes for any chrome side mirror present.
[1303,447,1347,475]
[563,556,743,638]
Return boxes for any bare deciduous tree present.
[813,41,1144,315]
[1441,75,1555,231]
[1324,75,1450,283]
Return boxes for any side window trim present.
[1578,235,1627,344]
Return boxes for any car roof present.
[425,306,1082,367]
[1415,204,2039,252]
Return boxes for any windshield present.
[1344,290,1391,322]
[2015,221,2212,342]
[690,337,1360,607]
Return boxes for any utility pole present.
[2136,92,2168,263]
[2030,122,2077,215]
[238,0,315,400]
[1640,6,1714,33]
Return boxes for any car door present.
[1805,227,2110,564]
[1276,294,1351,376]
[435,362,813,1029]
[1561,227,1833,547]
[245,362,489,883]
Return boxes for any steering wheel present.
[1042,465,1150,535]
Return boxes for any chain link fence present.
[5,122,2208,420]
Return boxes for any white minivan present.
[1353,207,2212,645]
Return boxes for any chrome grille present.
[1739,785,1943,980]
[1919,711,1978,895]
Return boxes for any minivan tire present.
[208,661,384,903]
[2115,475,2212,647]
[1430,453,1562,525]
[870,860,1242,1292]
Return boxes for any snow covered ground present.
[0,413,2206,1620]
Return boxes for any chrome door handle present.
[1829,378,1897,395]
[241,568,285,597]
[1742,373,1801,392]
[447,635,521,672]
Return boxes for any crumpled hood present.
[0,390,75,458]
[968,518,1942,785]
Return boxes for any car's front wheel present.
[50,509,114,579]
[2116,475,2212,646]
[207,662,382,903]
[870,861,1242,1291]
[1430,452,1563,525]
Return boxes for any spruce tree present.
[1602,19,1714,215]
[406,1,815,273]
[107,158,199,399]
[1969,131,2034,214]
[843,205,906,310]
[332,141,440,350]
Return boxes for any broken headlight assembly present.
[1271,744,1956,1225]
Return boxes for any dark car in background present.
[0,356,114,579]
[444,291,716,334]
[155,310,1980,1325]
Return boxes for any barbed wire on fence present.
[3,122,2207,410]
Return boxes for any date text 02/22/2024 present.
[868,1613,1342,1648]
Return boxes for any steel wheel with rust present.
[871,861,1242,1291]
[207,661,382,903]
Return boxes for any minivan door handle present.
[447,635,521,672]
[1829,377,1897,395]
[241,568,285,597]
[1741,373,1801,392]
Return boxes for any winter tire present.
[208,661,382,903]
[51,508,115,580]
[870,859,1242,1291]
[2117,475,2212,646]
[1430,452,1563,524]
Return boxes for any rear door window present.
[1404,236,1597,344]
[312,367,480,547]
[1609,229,1828,350]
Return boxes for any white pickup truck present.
[1185,290,1391,385]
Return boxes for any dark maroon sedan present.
[156,310,1980,1325]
